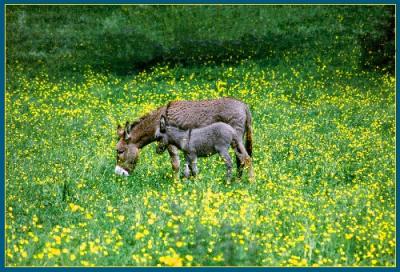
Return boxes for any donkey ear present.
[124,121,131,140]
[160,115,166,133]
[124,121,130,131]
[117,124,125,137]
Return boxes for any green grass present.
[5,55,395,266]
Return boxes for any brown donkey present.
[115,97,253,178]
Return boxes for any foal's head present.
[154,115,186,153]
[154,115,170,153]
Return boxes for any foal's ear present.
[160,115,167,133]
[117,124,125,137]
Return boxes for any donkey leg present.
[219,149,233,182]
[235,155,243,177]
[231,137,245,178]
[232,139,255,180]
[167,145,180,179]
[234,128,246,178]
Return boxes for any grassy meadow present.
[5,5,395,267]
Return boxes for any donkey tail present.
[244,105,253,157]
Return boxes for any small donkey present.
[155,115,254,181]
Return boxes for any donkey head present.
[115,121,140,175]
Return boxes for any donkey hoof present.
[248,172,255,182]
[172,172,180,180]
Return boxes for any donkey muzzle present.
[115,165,129,176]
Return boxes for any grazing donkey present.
[115,98,253,178]
[155,116,254,181]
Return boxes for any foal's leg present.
[184,154,191,179]
[184,153,198,178]
[218,148,233,182]
[189,156,198,177]
[167,145,180,179]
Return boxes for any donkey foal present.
[155,116,253,181]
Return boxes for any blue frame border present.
[1,2,4,272]
[2,1,399,4]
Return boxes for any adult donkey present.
[115,97,253,178]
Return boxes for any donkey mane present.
[165,101,173,123]
[129,106,165,130]
[130,113,152,130]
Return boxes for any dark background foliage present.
[6,5,395,75]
